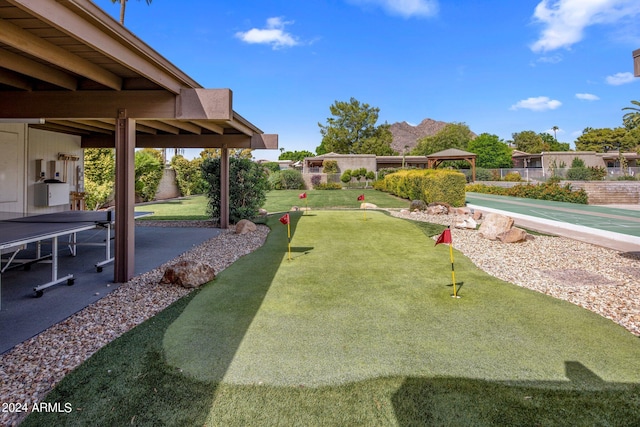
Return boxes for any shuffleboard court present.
[465,193,640,252]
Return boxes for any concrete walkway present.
[466,192,640,253]
[0,225,221,354]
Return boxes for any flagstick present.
[363,204,367,221]
[287,221,292,261]
[449,242,458,298]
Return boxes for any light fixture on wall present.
[0,118,45,124]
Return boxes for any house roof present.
[426,148,476,158]
[0,0,276,150]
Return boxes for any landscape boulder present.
[496,227,528,243]
[427,204,447,215]
[477,213,514,240]
[409,200,427,211]
[160,260,216,288]
[361,202,377,209]
[454,216,477,229]
[235,219,257,234]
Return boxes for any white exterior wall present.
[0,125,83,214]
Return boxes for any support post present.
[114,109,136,282]
[220,145,230,229]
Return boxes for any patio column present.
[114,109,136,282]
[220,145,229,229]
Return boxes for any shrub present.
[466,181,588,204]
[201,157,269,224]
[474,168,493,181]
[267,169,305,190]
[171,155,208,196]
[376,169,466,207]
[322,160,339,174]
[377,168,400,180]
[311,174,322,188]
[617,175,638,181]
[566,167,591,181]
[84,148,115,209]
[503,172,521,182]
[263,162,281,173]
[340,170,352,184]
[571,157,586,168]
[566,166,606,181]
[314,182,342,190]
[134,149,164,202]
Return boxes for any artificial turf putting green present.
[165,210,640,387]
[24,210,640,426]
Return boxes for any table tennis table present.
[0,210,152,309]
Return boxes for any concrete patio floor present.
[0,225,221,354]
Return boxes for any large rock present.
[409,200,427,211]
[497,227,528,243]
[454,216,477,229]
[160,260,216,288]
[236,219,257,234]
[478,213,514,240]
[361,202,377,209]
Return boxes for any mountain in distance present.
[388,118,476,154]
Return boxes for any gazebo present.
[426,148,477,182]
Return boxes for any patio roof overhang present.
[0,0,278,282]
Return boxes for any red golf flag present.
[435,228,452,246]
[279,213,290,225]
[299,192,307,199]
[357,194,365,201]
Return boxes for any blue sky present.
[95,0,640,160]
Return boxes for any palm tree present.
[551,125,559,141]
[622,100,640,130]
[110,0,152,25]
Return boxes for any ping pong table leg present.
[32,236,75,297]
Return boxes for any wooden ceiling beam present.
[137,120,180,134]
[0,17,122,90]
[0,68,32,90]
[163,119,202,134]
[0,90,176,118]
[48,119,112,134]
[190,120,224,134]
[9,0,192,94]
[0,47,78,90]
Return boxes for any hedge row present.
[466,182,588,204]
[374,169,466,207]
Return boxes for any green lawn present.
[136,189,409,221]
[23,211,640,426]
[262,189,409,212]
[135,195,209,220]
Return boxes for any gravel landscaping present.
[1,212,639,426]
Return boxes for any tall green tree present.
[467,133,512,168]
[110,0,152,25]
[575,127,639,152]
[540,132,570,151]
[316,98,396,155]
[622,100,640,130]
[512,130,549,154]
[411,122,473,155]
[278,150,315,162]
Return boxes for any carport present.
[0,0,277,283]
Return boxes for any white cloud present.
[235,17,299,49]
[348,0,438,18]
[575,93,600,101]
[530,0,640,52]
[605,72,635,85]
[510,96,562,111]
